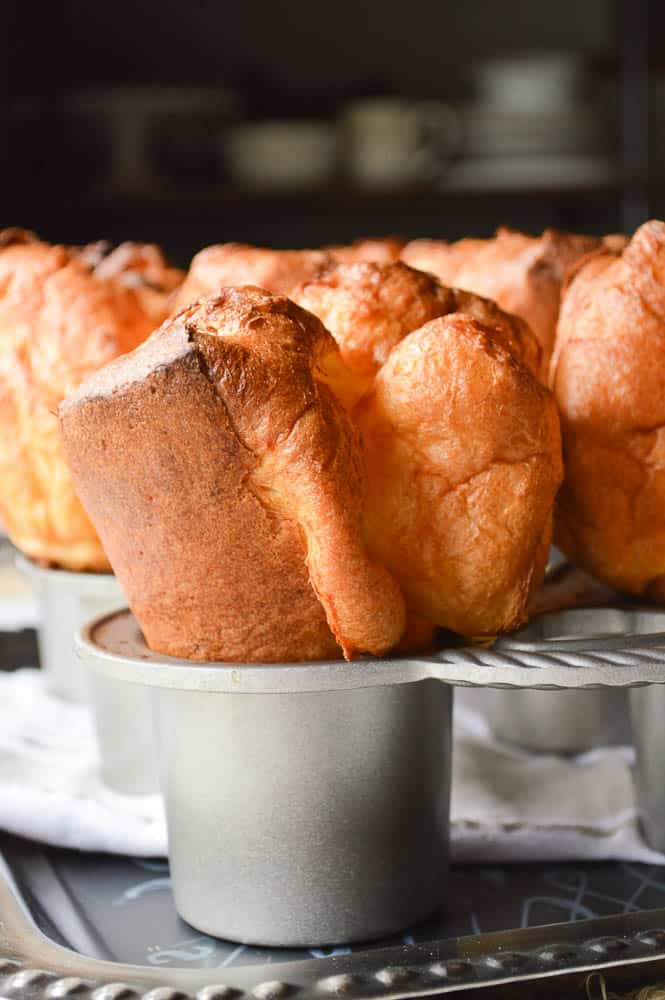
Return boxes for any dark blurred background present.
[0,0,658,266]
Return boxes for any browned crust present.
[292,260,542,403]
[60,287,405,662]
[551,220,665,598]
[92,241,184,292]
[401,227,604,371]
[295,259,560,641]
[0,230,177,570]
[325,236,406,265]
[172,243,333,311]
[356,312,562,639]
[0,228,39,248]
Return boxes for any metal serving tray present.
[4,834,665,998]
[6,579,665,993]
[5,615,665,995]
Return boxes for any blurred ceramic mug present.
[224,119,337,190]
[341,97,458,187]
[472,52,585,114]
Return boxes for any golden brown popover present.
[90,241,183,320]
[552,220,665,599]
[293,260,542,405]
[60,287,405,661]
[326,236,405,265]
[0,229,181,570]
[402,227,608,369]
[295,261,562,642]
[172,243,332,310]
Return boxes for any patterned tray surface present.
[6,834,665,970]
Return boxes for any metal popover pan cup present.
[481,686,630,753]
[479,556,633,753]
[16,555,159,795]
[480,606,635,753]
[90,667,160,796]
[16,554,123,702]
[77,610,452,947]
[630,684,665,853]
[77,604,665,947]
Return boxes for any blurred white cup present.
[224,120,337,190]
[342,97,458,187]
[473,53,585,114]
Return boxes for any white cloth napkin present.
[451,697,665,863]
[0,667,663,863]
[0,670,165,856]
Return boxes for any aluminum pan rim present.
[15,553,120,597]
[76,607,665,694]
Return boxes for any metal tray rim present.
[5,849,665,999]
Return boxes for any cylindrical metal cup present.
[78,610,453,947]
[479,563,632,753]
[16,555,122,702]
[630,685,665,852]
[481,607,632,753]
[16,555,159,794]
[483,688,630,753]
[160,679,451,945]
[89,670,160,795]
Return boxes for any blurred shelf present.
[2,172,639,261]
[5,177,629,218]
[80,177,626,206]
